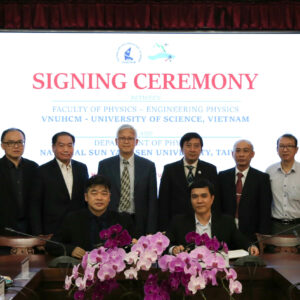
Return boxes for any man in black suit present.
[98,124,157,237]
[166,178,259,256]
[30,131,88,235]
[158,132,218,231]
[47,175,134,258]
[218,140,272,242]
[0,128,38,235]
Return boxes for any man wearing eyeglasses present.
[98,124,157,237]
[266,134,300,235]
[0,128,38,236]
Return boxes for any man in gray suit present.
[98,124,157,237]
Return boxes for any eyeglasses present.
[118,137,135,142]
[278,144,296,150]
[2,140,25,147]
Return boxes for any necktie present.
[186,165,194,185]
[119,160,130,212]
[235,172,243,218]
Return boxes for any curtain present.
[0,1,299,30]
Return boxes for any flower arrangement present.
[65,224,242,300]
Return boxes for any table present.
[0,254,299,299]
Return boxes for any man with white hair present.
[218,139,272,241]
[98,124,157,237]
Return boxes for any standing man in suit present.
[30,131,88,235]
[266,134,300,235]
[98,124,157,237]
[218,140,272,241]
[167,178,259,256]
[0,128,38,235]
[158,132,218,231]
[47,175,134,258]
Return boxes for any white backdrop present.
[0,32,299,178]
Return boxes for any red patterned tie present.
[235,172,243,218]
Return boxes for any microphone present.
[233,223,300,267]
[5,227,79,268]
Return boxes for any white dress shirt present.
[56,159,73,199]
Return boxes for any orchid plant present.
[65,224,242,300]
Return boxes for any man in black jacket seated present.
[166,178,259,256]
[47,175,134,259]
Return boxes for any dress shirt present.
[195,214,212,237]
[119,155,135,214]
[169,214,212,254]
[56,159,73,199]
[266,161,300,219]
[234,167,250,186]
[183,159,198,177]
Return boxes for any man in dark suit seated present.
[166,178,259,256]
[0,128,38,235]
[47,175,134,258]
[158,132,218,232]
[30,131,88,236]
[218,140,272,242]
[98,124,157,237]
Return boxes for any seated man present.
[46,175,134,259]
[166,178,259,256]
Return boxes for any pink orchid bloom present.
[107,247,126,261]
[205,253,226,269]
[72,264,80,279]
[151,232,169,248]
[140,250,158,263]
[131,243,146,255]
[158,255,173,271]
[124,251,139,265]
[75,276,87,291]
[64,275,73,290]
[124,267,138,280]
[137,257,152,271]
[190,246,210,261]
[89,247,109,265]
[169,256,185,272]
[229,279,242,295]
[184,261,202,276]
[187,274,206,294]
[84,265,96,281]
[97,264,116,282]
[224,268,237,280]
[110,257,126,273]
[81,253,88,269]
[203,269,218,286]
[177,252,192,265]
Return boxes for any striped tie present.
[186,165,194,185]
[119,160,130,212]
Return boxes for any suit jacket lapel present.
[71,160,78,200]
[112,156,121,192]
[52,159,71,200]
[179,159,189,188]
[134,155,141,189]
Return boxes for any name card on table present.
[21,257,30,279]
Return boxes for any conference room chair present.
[0,235,50,255]
[256,233,300,254]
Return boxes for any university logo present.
[116,43,142,64]
[148,43,175,62]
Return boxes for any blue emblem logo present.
[148,43,175,62]
[117,43,142,64]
